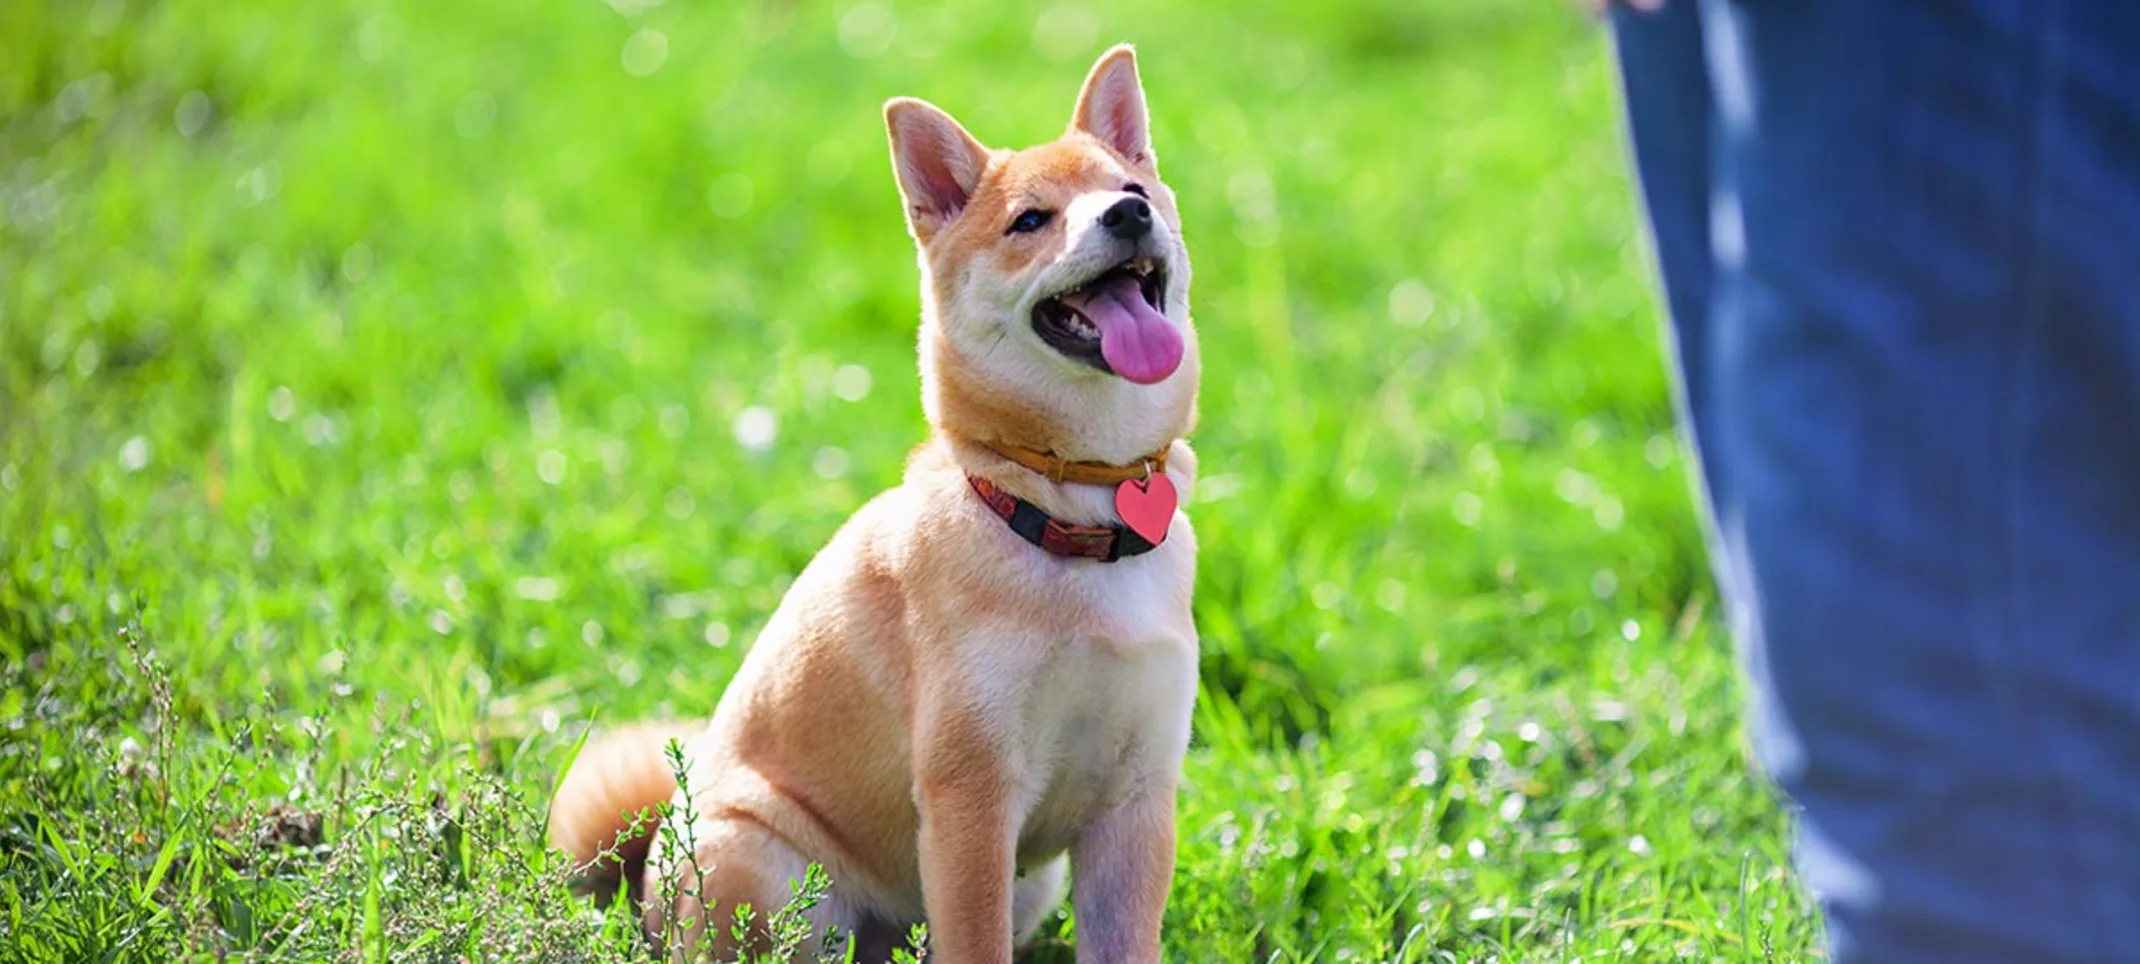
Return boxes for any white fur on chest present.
[954,546,1199,870]
[1004,626,1196,870]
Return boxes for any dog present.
[547,45,1201,964]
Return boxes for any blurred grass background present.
[0,0,1815,959]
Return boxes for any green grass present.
[0,0,1818,959]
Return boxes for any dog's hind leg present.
[1012,856,1069,948]
[641,814,865,963]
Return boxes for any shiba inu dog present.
[547,45,1200,963]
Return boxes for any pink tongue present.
[1065,276,1184,384]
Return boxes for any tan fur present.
[549,45,1198,964]
[546,721,702,903]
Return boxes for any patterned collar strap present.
[967,475,1160,562]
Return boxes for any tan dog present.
[547,45,1201,963]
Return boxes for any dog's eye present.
[1122,183,1149,197]
[1006,209,1053,234]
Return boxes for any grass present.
[0,0,1818,959]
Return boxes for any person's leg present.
[1608,3,1723,510]
[1680,0,2140,960]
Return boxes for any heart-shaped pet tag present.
[1115,473,1178,545]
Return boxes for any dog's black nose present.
[1100,196,1152,240]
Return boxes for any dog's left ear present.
[1070,44,1154,170]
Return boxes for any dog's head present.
[885,45,1197,463]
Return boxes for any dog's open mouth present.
[1030,256,1183,384]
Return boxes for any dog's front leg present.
[1071,785,1176,964]
[916,719,1016,963]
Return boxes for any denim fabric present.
[1611,2,2140,960]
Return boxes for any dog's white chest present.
[1001,624,1196,869]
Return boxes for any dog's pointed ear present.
[1069,44,1153,170]
[885,97,990,244]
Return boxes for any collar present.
[978,441,1170,486]
[967,475,1160,562]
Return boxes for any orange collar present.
[979,441,1170,485]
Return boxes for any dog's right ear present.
[885,97,990,245]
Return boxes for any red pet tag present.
[1114,473,1178,544]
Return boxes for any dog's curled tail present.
[548,721,701,903]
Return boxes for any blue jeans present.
[1612,2,2140,961]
